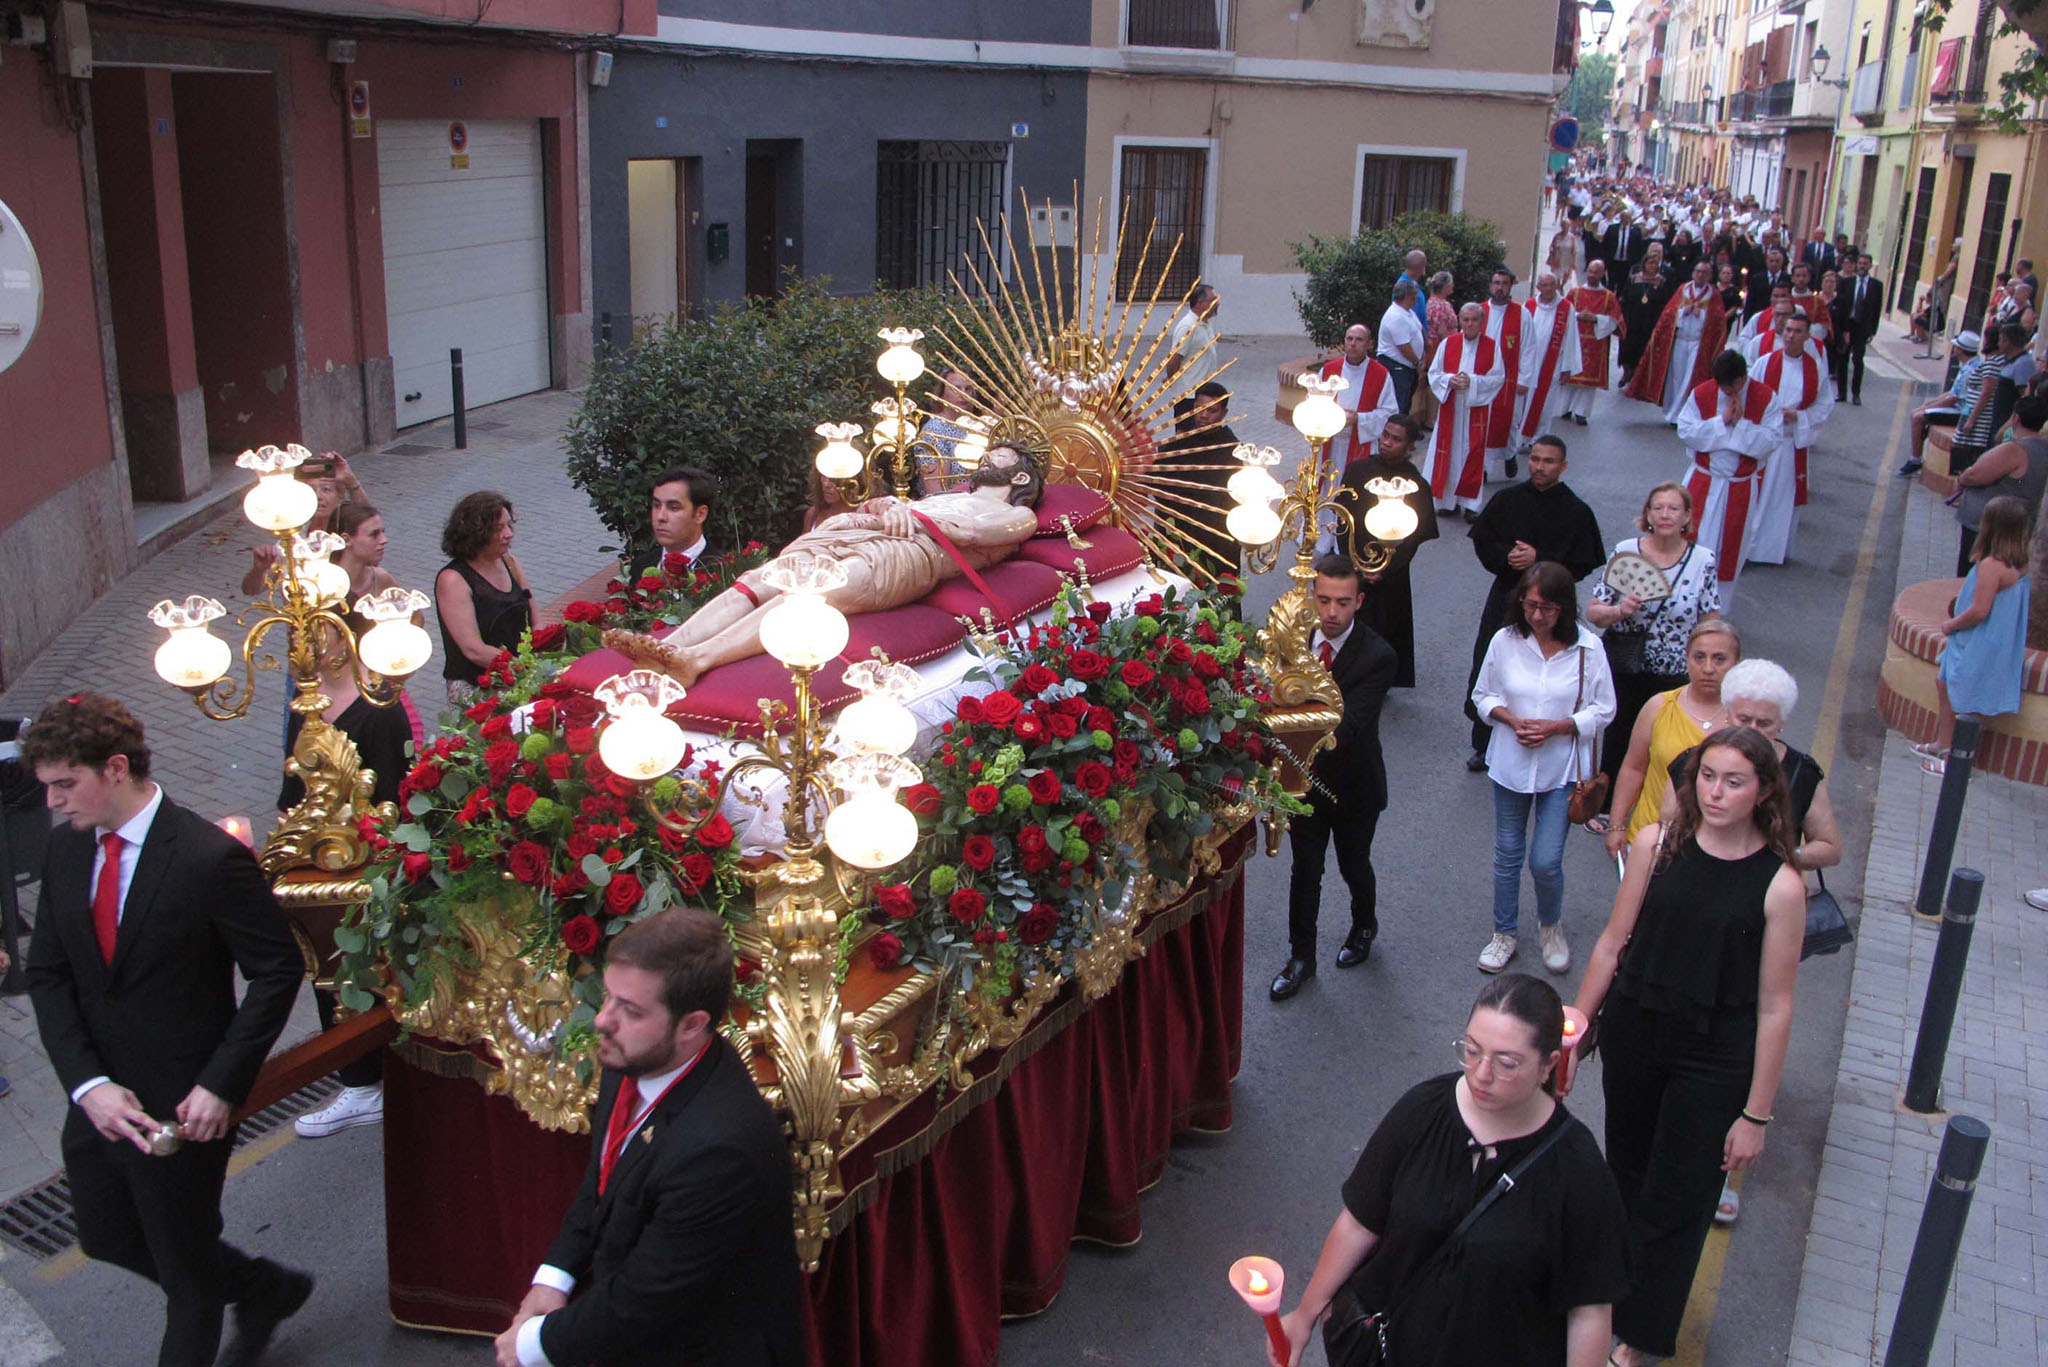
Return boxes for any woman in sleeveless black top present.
[434,491,533,705]
[1568,728,1808,1365]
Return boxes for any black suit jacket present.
[540,1036,805,1367]
[1847,275,1885,337]
[1800,241,1837,277]
[1600,224,1645,278]
[27,793,302,1131]
[1311,625,1397,814]
[625,542,707,585]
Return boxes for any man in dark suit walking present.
[1271,555,1398,1002]
[501,907,804,1367]
[1838,252,1885,404]
[24,693,310,1367]
[1799,232,1837,279]
[1600,212,1646,290]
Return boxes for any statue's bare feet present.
[666,647,705,690]
[601,628,692,685]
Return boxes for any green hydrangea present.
[1178,728,1200,751]
[523,797,565,831]
[1091,730,1114,750]
[1134,618,1162,641]
[1102,798,1122,821]
[519,732,555,761]
[1002,783,1032,812]
[1062,837,1090,864]
[928,864,957,896]
[988,742,1026,785]
[649,776,682,804]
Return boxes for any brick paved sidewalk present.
[1787,477,2048,1365]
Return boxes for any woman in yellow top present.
[1602,617,1742,859]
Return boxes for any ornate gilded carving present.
[262,712,390,877]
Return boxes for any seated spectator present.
[915,369,981,479]
[627,466,716,582]
[801,464,854,533]
[1899,332,1986,477]
[434,491,532,707]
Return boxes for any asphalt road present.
[0,336,1926,1366]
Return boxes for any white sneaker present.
[2025,888,2048,912]
[294,1084,384,1138]
[1540,924,1571,974]
[1478,933,1518,973]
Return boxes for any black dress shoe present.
[1335,928,1376,968]
[1465,750,1488,772]
[1852,394,1862,405]
[219,1265,314,1367]
[1270,957,1315,1001]
[1898,459,1924,478]
[1504,456,1518,479]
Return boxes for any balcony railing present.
[1125,0,1226,50]
[1928,38,1984,105]
[1897,47,1920,111]
[1850,59,1887,117]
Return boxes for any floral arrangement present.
[865,583,1301,995]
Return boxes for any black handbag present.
[1802,869,1854,960]
[1602,544,1690,677]
[1322,1121,1574,1367]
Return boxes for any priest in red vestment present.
[1749,311,1833,565]
[1676,349,1783,616]
[1424,303,1506,517]
[1561,259,1624,426]
[1319,323,1399,466]
[1625,258,1726,424]
[1516,273,1581,447]
[1482,269,1527,471]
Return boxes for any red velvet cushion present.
[922,560,1067,628]
[1013,524,1146,581]
[1032,483,1112,537]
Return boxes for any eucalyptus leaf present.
[581,853,614,887]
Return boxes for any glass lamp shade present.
[1291,391,1347,442]
[759,592,849,669]
[836,693,918,756]
[877,343,926,387]
[244,472,318,532]
[298,557,351,607]
[814,421,867,481]
[358,619,433,679]
[1226,501,1285,547]
[1227,465,1285,506]
[598,702,688,782]
[1363,494,1419,544]
[155,627,231,689]
[824,792,918,870]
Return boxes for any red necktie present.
[93,832,124,965]
[1318,641,1334,669]
[598,1077,641,1195]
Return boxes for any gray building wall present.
[656,0,1088,45]
[587,52,1088,329]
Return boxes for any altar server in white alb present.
[1741,301,1793,368]
[1677,350,1784,615]
[1319,323,1399,465]
[1747,310,1833,565]
[1735,283,1792,360]
[1514,273,1582,452]
[1426,303,1507,516]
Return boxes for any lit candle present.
[1228,1256,1289,1362]
[216,814,255,848]
[1558,1006,1590,1094]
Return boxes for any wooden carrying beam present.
[232,1005,397,1124]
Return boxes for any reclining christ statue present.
[607,445,1046,687]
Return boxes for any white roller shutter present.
[378,119,551,427]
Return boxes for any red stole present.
[1518,298,1574,436]
[1763,349,1821,507]
[1690,376,1776,432]
[1686,379,1776,583]
[1483,303,1524,446]
[1623,285,1724,404]
[1566,286,1620,387]
[1431,332,1495,501]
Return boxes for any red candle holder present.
[1228,1255,1288,1362]
[1559,1006,1589,1094]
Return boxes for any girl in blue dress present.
[1923,496,2032,775]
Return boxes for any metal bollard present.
[600,311,613,352]
[449,348,467,450]
[1882,1115,1991,1367]
[1903,868,1982,1114]
[1914,716,1979,915]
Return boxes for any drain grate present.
[0,1077,343,1262]
[381,442,439,456]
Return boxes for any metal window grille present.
[1899,166,1937,324]
[1115,146,1206,301]
[1126,0,1222,49]
[1960,172,2010,334]
[875,141,1010,293]
[1357,156,1454,232]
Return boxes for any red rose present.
[1021,847,1056,874]
[1019,903,1059,945]
[562,600,605,623]
[1196,622,1220,644]
[406,761,444,792]
[962,835,996,871]
[1085,706,1117,734]
[528,698,559,731]
[1076,812,1107,844]
[696,813,735,849]
[1047,712,1078,739]
[966,784,1000,815]
[606,773,640,799]
[605,872,644,915]
[505,783,539,819]
[507,840,550,885]
[1167,638,1193,665]
[567,831,598,861]
[1018,664,1060,695]
[485,739,519,783]
[901,782,941,816]
[1056,695,1089,718]
[948,888,986,924]
[1086,601,1112,623]
[545,752,574,781]
[565,726,598,756]
[867,932,905,971]
[1192,651,1222,679]
[1018,825,1048,853]
[560,914,602,955]
[1014,715,1045,743]
[875,883,916,919]
[529,623,566,651]
[1136,594,1165,618]
[401,851,432,883]
[981,691,1024,728]
[464,700,497,724]
[481,714,513,742]
[447,843,472,872]
[679,851,715,891]
[1120,660,1156,688]
[553,868,591,898]
[563,693,602,726]
[1113,739,1141,769]
[1068,649,1109,680]
[538,679,575,700]
[956,695,986,725]
[1026,770,1062,805]
[1075,762,1113,798]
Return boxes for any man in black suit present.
[24,693,309,1367]
[1838,252,1885,404]
[500,907,804,1367]
[1746,246,1790,318]
[1157,381,1243,587]
[1799,232,1837,278]
[1600,212,1647,289]
[626,464,717,583]
[1272,555,1398,1001]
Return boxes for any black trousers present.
[1382,359,1418,416]
[1600,992,1757,1358]
[66,1124,277,1366]
[1959,525,1979,578]
[314,986,384,1088]
[1286,797,1379,958]
[1833,330,1869,399]
[1601,667,1689,789]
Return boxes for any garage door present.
[378,119,551,427]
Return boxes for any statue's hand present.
[880,501,918,539]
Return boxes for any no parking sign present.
[350,80,371,138]
[449,121,469,170]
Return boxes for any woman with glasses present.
[1471,562,1616,976]
[434,490,532,707]
[1603,616,1742,863]
[1569,727,1806,1367]
[1265,975,1629,1367]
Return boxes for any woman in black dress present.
[1268,976,1630,1367]
[1570,727,1807,1367]
[434,490,534,706]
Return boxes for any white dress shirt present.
[1470,627,1615,794]
[69,783,164,1104]
[1376,303,1425,367]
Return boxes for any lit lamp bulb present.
[953,415,991,470]
[1291,373,1349,443]
[595,670,690,782]
[1226,442,1286,506]
[1227,500,1284,547]
[148,596,231,689]
[814,421,867,482]
[1361,476,1421,544]
[870,396,916,448]
[875,326,927,386]
[757,553,851,669]
[354,587,434,679]
[836,659,923,756]
[237,443,320,532]
[824,753,922,870]
[288,530,352,607]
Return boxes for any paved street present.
[0,314,2034,1367]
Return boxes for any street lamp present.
[1808,44,1850,89]
[1581,0,1614,45]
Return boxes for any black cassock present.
[1337,454,1439,688]
[1618,273,1670,374]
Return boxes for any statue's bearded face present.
[967,445,1045,508]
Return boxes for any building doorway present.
[745,141,801,299]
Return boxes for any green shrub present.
[1291,210,1510,350]
[564,274,951,556]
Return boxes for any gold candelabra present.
[814,328,992,504]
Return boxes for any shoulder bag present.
[1603,543,1690,677]
[1566,646,1611,825]
[1322,1120,1575,1367]
[1779,751,1855,960]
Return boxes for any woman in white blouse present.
[1472,562,1617,978]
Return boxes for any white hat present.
[1953,330,1983,353]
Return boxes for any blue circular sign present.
[1550,118,1582,152]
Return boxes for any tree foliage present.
[563,275,950,557]
[1570,51,1617,138]
[1290,211,1510,350]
